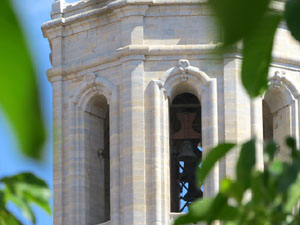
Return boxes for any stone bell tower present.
[42,0,300,224]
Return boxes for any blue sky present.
[0,0,74,224]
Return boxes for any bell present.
[183,181,203,202]
[179,161,197,182]
[177,140,198,162]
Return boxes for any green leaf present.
[0,190,4,210]
[221,178,245,203]
[189,194,238,222]
[236,139,256,189]
[173,198,217,225]
[269,160,284,176]
[286,137,300,159]
[284,176,300,212]
[197,143,235,187]
[208,0,271,45]
[1,172,51,223]
[242,13,282,98]
[251,171,268,204]
[264,140,277,163]
[0,209,22,225]
[4,188,36,224]
[173,212,199,225]
[188,198,215,219]
[285,0,300,42]
[278,160,300,192]
[0,0,46,159]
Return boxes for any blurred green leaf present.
[208,0,271,45]
[284,176,300,212]
[176,138,300,224]
[221,178,244,203]
[0,0,46,159]
[264,140,277,163]
[0,208,22,225]
[3,188,35,224]
[0,172,51,224]
[236,139,256,189]
[0,191,22,225]
[250,172,264,204]
[285,0,300,42]
[189,194,238,223]
[197,143,235,187]
[286,137,300,159]
[173,213,198,225]
[278,160,300,192]
[269,160,284,176]
[242,13,282,98]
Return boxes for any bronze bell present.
[183,182,203,202]
[177,140,198,162]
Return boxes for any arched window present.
[170,93,203,212]
[263,84,294,161]
[84,95,110,224]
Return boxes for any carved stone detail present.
[270,71,286,89]
[85,72,97,92]
[178,59,190,81]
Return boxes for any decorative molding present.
[85,72,97,92]
[178,59,190,81]
[42,0,209,32]
[160,59,211,87]
[46,44,220,80]
[268,70,300,98]
[270,70,286,89]
[46,44,300,81]
[72,74,115,107]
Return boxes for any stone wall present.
[42,1,300,224]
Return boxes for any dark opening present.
[104,111,110,221]
[85,95,110,224]
[263,100,273,141]
[170,93,203,212]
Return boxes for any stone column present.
[152,81,162,225]
[109,87,121,225]
[201,79,219,197]
[251,97,264,170]
[116,5,148,225]
[47,25,66,225]
[120,56,146,225]
[51,76,65,225]
[223,58,252,177]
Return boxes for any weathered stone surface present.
[42,1,300,224]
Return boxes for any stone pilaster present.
[120,56,146,225]
[223,57,252,177]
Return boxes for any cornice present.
[46,43,300,82]
[46,44,220,81]
[42,0,209,36]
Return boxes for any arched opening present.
[170,93,202,212]
[263,88,292,161]
[84,95,110,224]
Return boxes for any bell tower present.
[42,0,300,224]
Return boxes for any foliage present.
[0,0,45,159]
[174,138,300,225]
[0,0,50,224]
[210,0,300,98]
[175,0,300,224]
[0,173,51,225]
